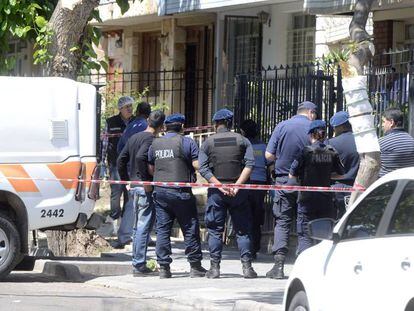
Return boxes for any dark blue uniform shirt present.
[328,131,359,185]
[250,138,268,182]
[266,115,311,176]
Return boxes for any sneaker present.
[133,265,155,277]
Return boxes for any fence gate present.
[233,63,343,141]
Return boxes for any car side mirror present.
[308,218,336,241]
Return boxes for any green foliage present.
[318,44,357,74]
[0,0,136,74]
[146,259,158,272]
[0,1,55,73]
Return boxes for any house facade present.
[93,0,320,126]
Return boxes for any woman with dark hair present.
[240,119,269,260]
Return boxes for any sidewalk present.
[35,240,293,311]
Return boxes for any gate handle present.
[401,259,411,271]
[354,262,363,274]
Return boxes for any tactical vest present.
[251,142,267,182]
[152,134,192,182]
[208,131,245,183]
[106,114,129,166]
[299,143,338,202]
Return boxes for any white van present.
[0,77,101,278]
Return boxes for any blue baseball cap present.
[298,101,317,111]
[212,109,233,122]
[308,120,326,134]
[165,113,185,124]
[330,111,349,127]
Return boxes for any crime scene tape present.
[101,125,214,139]
[1,176,365,193]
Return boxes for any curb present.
[35,259,133,278]
[233,300,279,311]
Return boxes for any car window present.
[342,181,397,240]
[387,180,414,235]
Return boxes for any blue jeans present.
[132,187,155,268]
[109,165,129,220]
[117,190,134,244]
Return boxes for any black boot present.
[159,264,172,279]
[242,261,258,279]
[190,261,207,278]
[266,254,285,279]
[205,261,220,279]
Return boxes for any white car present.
[283,167,414,311]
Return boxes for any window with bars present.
[225,16,262,76]
[287,15,316,65]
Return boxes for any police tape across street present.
[1,176,365,193]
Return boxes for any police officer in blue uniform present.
[148,113,207,279]
[199,109,257,279]
[265,101,317,279]
[240,119,269,259]
[289,120,344,254]
[328,111,359,219]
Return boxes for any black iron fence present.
[233,63,343,142]
[233,63,343,237]
[78,68,213,127]
[366,49,414,135]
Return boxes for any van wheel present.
[0,215,21,279]
[288,290,309,311]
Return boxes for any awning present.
[304,0,356,14]
[304,0,410,14]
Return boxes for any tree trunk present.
[46,0,100,79]
[347,0,381,205]
[46,0,101,256]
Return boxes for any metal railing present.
[78,68,213,127]
[366,49,414,135]
[233,62,343,142]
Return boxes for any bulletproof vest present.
[300,144,338,188]
[152,134,192,182]
[208,131,245,183]
[298,143,338,202]
[251,142,267,182]
[106,114,128,166]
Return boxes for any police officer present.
[199,109,257,279]
[265,101,317,279]
[328,111,359,218]
[148,113,207,279]
[289,120,344,254]
[102,96,134,222]
[240,119,268,260]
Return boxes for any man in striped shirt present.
[379,108,414,177]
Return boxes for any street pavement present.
[10,240,294,310]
